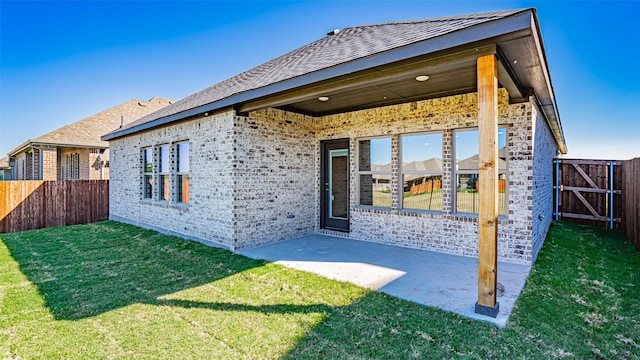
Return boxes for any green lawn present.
[371,189,507,214]
[1,221,639,359]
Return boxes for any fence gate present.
[553,159,623,229]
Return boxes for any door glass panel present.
[330,149,348,219]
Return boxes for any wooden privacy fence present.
[622,158,640,251]
[554,157,640,251]
[554,159,623,229]
[0,180,109,233]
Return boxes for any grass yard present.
[370,189,507,214]
[403,189,443,211]
[1,221,639,359]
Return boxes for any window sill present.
[451,212,508,223]
[353,205,393,214]
[139,199,190,211]
[398,209,443,217]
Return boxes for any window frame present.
[175,141,190,204]
[158,144,171,202]
[62,153,80,180]
[141,141,190,205]
[356,136,392,209]
[452,127,508,215]
[399,131,444,212]
[142,147,153,200]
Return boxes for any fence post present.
[609,161,614,230]
[554,158,560,221]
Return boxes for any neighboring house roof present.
[403,158,443,172]
[457,147,508,171]
[371,159,443,182]
[103,9,566,154]
[372,151,510,180]
[0,157,9,169]
[9,97,173,156]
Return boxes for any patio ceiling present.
[237,37,552,118]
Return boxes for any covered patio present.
[239,234,530,327]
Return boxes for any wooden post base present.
[475,302,500,318]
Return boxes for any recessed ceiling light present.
[415,75,430,82]
[318,96,329,102]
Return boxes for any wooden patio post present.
[475,54,500,317]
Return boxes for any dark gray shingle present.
[116,10,526,134]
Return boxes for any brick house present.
[7,98,173,180]
[103,9,566,269]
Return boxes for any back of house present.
[103,9,566,266]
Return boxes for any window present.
[401,132,443,211]
[143,147,153,199]
[65,153,80,180]
[176,142,190,204]
[142,142,190,204]
[159,145,170,201]
[454,128,507,215]
[357,137,391,208]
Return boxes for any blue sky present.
[1,0,639,160]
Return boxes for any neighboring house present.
[8,98,173,180]
[103,9,566,267]
[0,157,11,180]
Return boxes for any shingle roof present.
[457,147,508,171]
[9,97,173,156]
[112,9,527,135]
[0,157,9,169]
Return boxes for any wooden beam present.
[496,46,527,101]
[475,54,500,318]
[559,212,613,222]
[561,159,622,166]
[563,186,621,194]
[571,163,600,189]
[571,190,602,218]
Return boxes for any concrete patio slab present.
[238,234,531,327]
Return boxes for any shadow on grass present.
[282,290,500,359]
[1,221,269,320]
[155,299,333,314]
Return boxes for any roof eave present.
[8,141,107,157]
[7,140,33,157]
[103,10,535,141]
[529,9,567,154]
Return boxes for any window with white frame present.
[159,145,170,201]
[454,128,507,215]
[143,147,153,199]
[176,142,190,204]
[357,137,392,208]
[401,132,443,211]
